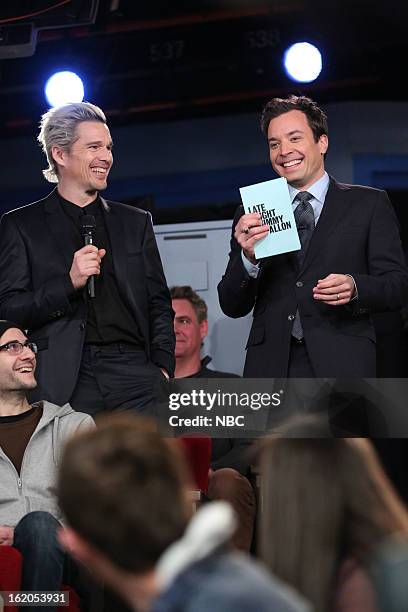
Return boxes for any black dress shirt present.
[58,193,144,346]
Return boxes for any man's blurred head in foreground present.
[57,416,192,610]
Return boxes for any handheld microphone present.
[80,214,97,298]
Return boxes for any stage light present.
[283,43,322,83]
[44,71,85,107]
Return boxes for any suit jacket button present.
[288,314,295,321]
[296,281,303,288]
[79,322,86,331]
[240,280,247,287]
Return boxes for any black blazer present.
[218,179,408,377]
[0,190,175,404]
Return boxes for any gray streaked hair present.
[37,102,107,183]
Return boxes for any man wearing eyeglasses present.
[0,320,94,607]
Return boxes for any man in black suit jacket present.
[0,102,174,415]
[218,96,408,378]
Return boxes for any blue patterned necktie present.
[292,191,314,340]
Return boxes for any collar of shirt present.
[288,171,330,224]
[57,191,102,224]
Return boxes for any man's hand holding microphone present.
[69,244,106,291]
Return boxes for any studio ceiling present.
[0,0,406,136]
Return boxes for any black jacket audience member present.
[171,285,255,552]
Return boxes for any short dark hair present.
[260,95,328,142]
[170,286,208,324]
[58,416,191,573]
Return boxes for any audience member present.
[58,416,310,612]
[371,537,408,612]
[0,320,94,610]
[259,417,408,612]
[171,285,255,552]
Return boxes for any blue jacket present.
[153,548,310,612]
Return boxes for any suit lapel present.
[101,198,135,307]
[43,189,80,270]
[300,178,351,275]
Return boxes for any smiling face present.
[0,328,37,393]
[267,110,328,190]
[53,121,113,194]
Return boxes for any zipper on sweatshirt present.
[0,414,52,513]
[18,411,58,482]
[0,451,25,502]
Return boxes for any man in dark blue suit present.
[0,102,174,415]
[218,96,408,378]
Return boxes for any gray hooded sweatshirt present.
[0,401,94,527]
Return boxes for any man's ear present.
[59,526,124,587]
[199,319,208,342]
[50,145,66,172]
[58,526,95,567]
[319,134,328,156]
